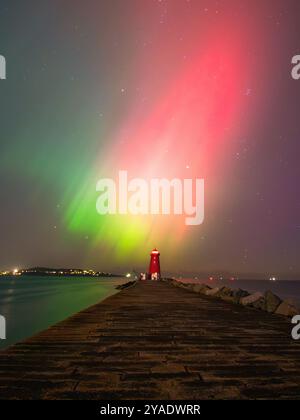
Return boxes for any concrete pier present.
[0,281,299,399]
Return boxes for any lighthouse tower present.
[148,248,161,280]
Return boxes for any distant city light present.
[126,273,131,278]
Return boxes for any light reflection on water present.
[0,276,125,350]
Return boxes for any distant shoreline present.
[0,267,123,278]
[20,273,122,278]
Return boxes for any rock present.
[233,289,250,298]
[192,284,211,294]
[252,297,266,310]
[231,289,250,304]
[215,287,234,300]
[205,287,220,296]
[172,280,183,288]
[192,284,202,292]
[241,291,282,312]
[275,301,299,318]
[116,281,136,290]
[182,283,194,290]
[240,292,264,306]
[214,288,249,304]
[264,290,282,313]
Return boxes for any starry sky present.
[0,0,299,278]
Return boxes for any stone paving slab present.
[0,281,299,400]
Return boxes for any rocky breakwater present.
[165,279,299,318]
[115,280,137,290]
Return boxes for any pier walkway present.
[0,281,299,399]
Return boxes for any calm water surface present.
[0,276,125,350]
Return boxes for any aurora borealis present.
[0,0,300,277]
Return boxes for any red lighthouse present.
[148,248,161,280]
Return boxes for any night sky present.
[0,0,299,278]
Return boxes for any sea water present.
[0,276,125,350]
